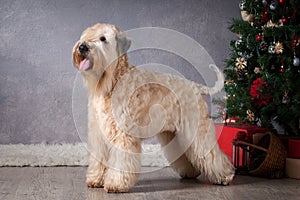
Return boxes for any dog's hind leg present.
[185,120,235,185]
[103,133,141,193]
[157,131,201,178]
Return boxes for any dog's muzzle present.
[78,42,92,71]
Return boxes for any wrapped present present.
[288,139,300,159]
[286,158,300,179]
[215,123,269,163]
[286,139,300,179]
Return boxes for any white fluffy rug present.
[0,143,168,167]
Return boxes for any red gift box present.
[288,139,300,159]
[215,123,269,163]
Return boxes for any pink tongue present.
[79,59,90,71]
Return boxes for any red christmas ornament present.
[256,34,262,41]
[279,0,284,4]
[282,16,288,24]
[261,11,270,22]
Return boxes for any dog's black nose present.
[79,43,89,54]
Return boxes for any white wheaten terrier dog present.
[72,23,234,192]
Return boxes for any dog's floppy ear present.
[116,32,131,55]
[72,41,82,68]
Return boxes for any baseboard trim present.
[0,143,168,167]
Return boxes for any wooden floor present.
[0,167,299,200]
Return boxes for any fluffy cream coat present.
[72,23,234,193]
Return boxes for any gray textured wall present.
[0,0,240,144]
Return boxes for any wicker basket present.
[236,132,287,178]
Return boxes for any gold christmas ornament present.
[275,41,284,54]
[241,11,255,24]
[225,79,234,85]
[297,39,300,46]
[235,57,247,70]
[264,19,283,28]
[254,67,262,74]
[246,109,255,122]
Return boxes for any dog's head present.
[72,23,131,77]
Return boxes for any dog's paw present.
[103,184,129,193]
[178,169,201,179]
[86,178,103,188]
[213,174,234,186]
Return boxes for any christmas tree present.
[224,0,300,135]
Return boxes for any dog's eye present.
[100,36,106,42]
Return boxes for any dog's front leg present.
[86,151,106,188]
[86,112,107,188]
[103,133,141,193]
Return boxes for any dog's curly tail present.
[198,64,224,96]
